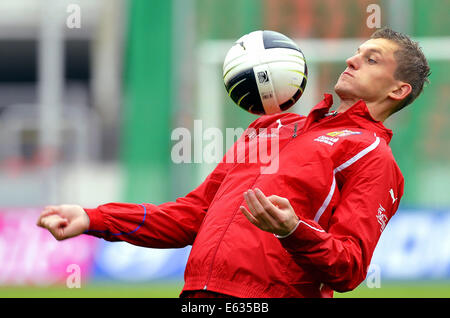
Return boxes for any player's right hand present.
[37,204,90,241]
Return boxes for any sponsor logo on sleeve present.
[377,204,388,233]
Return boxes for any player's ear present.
[388,81,412,102]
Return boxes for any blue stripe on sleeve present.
[84,204,147,236]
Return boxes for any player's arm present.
[83,161,229,248]
[241,145,404,292]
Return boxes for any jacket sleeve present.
[84,116,266,248]
[83,162,228,248]
[278,143,404,292]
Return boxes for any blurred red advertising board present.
[0,208,98,286]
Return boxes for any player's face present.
[334,38,400,104]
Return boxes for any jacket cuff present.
[84,208,107,232]
[277,219,326,253]
[274,219,301,239]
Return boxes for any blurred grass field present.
[1,281,449,298]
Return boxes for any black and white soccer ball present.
[223,30,307,115]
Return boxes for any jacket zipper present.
[202,123,299,291]
[203,204,242,290]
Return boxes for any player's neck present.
[336,98,356,114]
[336,98,391,123]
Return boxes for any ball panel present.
[279,88,303,112]
[224,68,265,115]
[266,60,307,106]
[262,30,301,53]
[253,64,281,115]
[239,30,265,53]
[278,63,308,111]
[223,59,250,83]
[258,47,306,66]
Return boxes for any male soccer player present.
[37,28,430,297]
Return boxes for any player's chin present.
[334,81,350,96]
[334,79,360,98]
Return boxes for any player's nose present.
[345,54,359,71]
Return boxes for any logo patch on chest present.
[314,129,362,146]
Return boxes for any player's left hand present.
[240,188,299,237]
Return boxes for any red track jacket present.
[84,94,404,297]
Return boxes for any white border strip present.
[313,136,381,222]
[334,136,381,173]
[275,219,324,239]
[299,220,325,233]
[313,176,337,223]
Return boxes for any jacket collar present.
[304,93,393,144]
